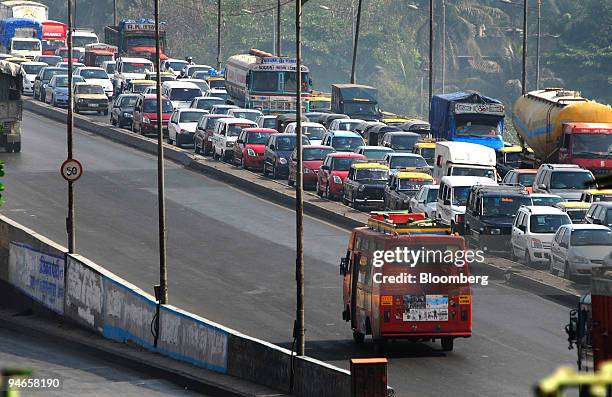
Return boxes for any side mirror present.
[518,225,526,233]
[444,199,451,205]
[593,218,602,225]
[559,241,568,249]
[320,165,330,171]
[236,139,243,144]
[538,184,547,190]
[339,257,348,275]
[269,144,275,150]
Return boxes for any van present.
[379,131,420,152]
[436,176,497,232]
[532,164,595,201]
[212,117,257,162]
[433,141,497,182]
[162,80,203,110]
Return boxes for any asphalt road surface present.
[0,323,204,396]
[0,110,578,396]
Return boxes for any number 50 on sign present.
[60,159,83,182]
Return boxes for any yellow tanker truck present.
[512,88,612,175]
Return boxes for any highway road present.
[0,109,577,396]
[0,321,203,396]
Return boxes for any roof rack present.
[367,211,451,235]
[470,184,528,194]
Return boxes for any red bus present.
[42,20,67,55]
[341,212,473,351]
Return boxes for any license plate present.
[88,103,97,107]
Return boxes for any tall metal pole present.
[428,0,434,111]
[441,0,446,94]
[276,0,281,55]
[295,0,305,358]
[216,0,221,70]
[154,0,168,305]
[113,0,117,26]
[66,0,75,253]
[535,0,541,90]
[521,0,528,94]
[350,0,362,83]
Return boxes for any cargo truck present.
[0,60,23,152]
[513,88,612,176]
[331,83,381,121]
[0,1,48,21]
[429,91,505,150]
[104,19,167,62]
[41,20,66,55]
[0,18,42,59]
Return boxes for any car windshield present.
[389,156,428,169]
[232,112,260,122]
[131,84,152,93]
[364,149,392,160]
[105,63,116,74]
[303,148,334,161]
[337,121,361,131]
[504,152,522,163]
[529,214,571,233]
[276,136,309,151]
[80,69,108,79]
[343,102,378,117]
[518,173,536,187]
[455,119,501,136]
[399,178,432,191]
[303,126,325,140]
[591,194,612,202]
[608,209,612,223]
[13,40,40,51]
[571,229,612,246]
[209,91,228,101]
[189,81,209,92]
[228,124,254,137]
[195,98,223,110]
[451,167,496,179]
[168,61,187,70]
[246,132,272,144]
[550,171,594,189]
[122,62,150,73]
[332,157,357,171]
[180,111,205,123]
[119,96,138,107]
[171,88,201,101]
[38,56,61,65]
[209,79,225,89]
[144,99,173,113]
[332,136,364,151]
[481,196,532,216]
[22,64,44,74]
[309,100,331,111]
[73,36,97,47]
[532,196,564,206]
[426,188,439,202]
[188,66,211,76]
[55,75,84,87]
[391,135,419,150]
[355,169,388,181]
[567,209,587,222]
[206,118,221,130]
[75,85,104,94]
[43,68,65,81]
[262,118,276,129]
[573,134,612,157]
[420,147,435,161]
[452,186,471,206]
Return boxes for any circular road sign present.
[60,159,83,182]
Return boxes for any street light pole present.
[154,0,168,305]
[216,0,221,70]
[113,0,117,26]
[350,0,362,83]
[428,0,434,111]
[276,0,281,55]
[521,0,528,94]
[295,0,305,358]
[66,0,75,253]
[441,0,446,94]
[535,0,541,89]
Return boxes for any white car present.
[181,78,210,94]
[511,206,572,267]
[328,118,365,132]
[162,58,189,77]
[101,60,116,75]
[75,66,113,97]
[142,86,157,95]
[212,117,257,162]
[205,88,228,102]
[20,61,47,95]
[408,185,439,218]
[162,80,202,109]
[167,108,209,148]
[257,115,277,129]
[56,61,85,70]
[283,122,326,145]
[180,64,213,79]
[436,176,498,230]
[227,108,263,123]
[113,57,153,94]
[549,224,612,279]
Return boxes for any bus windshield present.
[13,40,40,51]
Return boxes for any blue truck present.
[0,18,42,59]
[429,91,505,150]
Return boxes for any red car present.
[131,94,173,136]
[234,128,277,170]
[316,152,366,200]
[288,145,336,190]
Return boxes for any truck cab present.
[113,57,153,95]
[331,84,381,121]
[559,122,612,176]
[433,141,497,182]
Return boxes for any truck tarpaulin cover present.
[333,84,378,102]
[429,91,502,138]
[0,18,42,44]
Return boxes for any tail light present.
[455,214,464,223]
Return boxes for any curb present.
[23,99,582,305]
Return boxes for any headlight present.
[78,98,84,103]
[123,112,133,118]
[226,141,234,147]
[247,148,256,157]
[304,168,312,174]
[332,175,342,184]
[278,157,287,165]
[358,185,365,192]
[143,116,150,124]
[531,239,543,249]
[571,254,590,265]
[489,228,501,235]
[403,198,409,203]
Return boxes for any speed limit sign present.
[60,158,83,182]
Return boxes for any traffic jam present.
[7,16,612,356]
